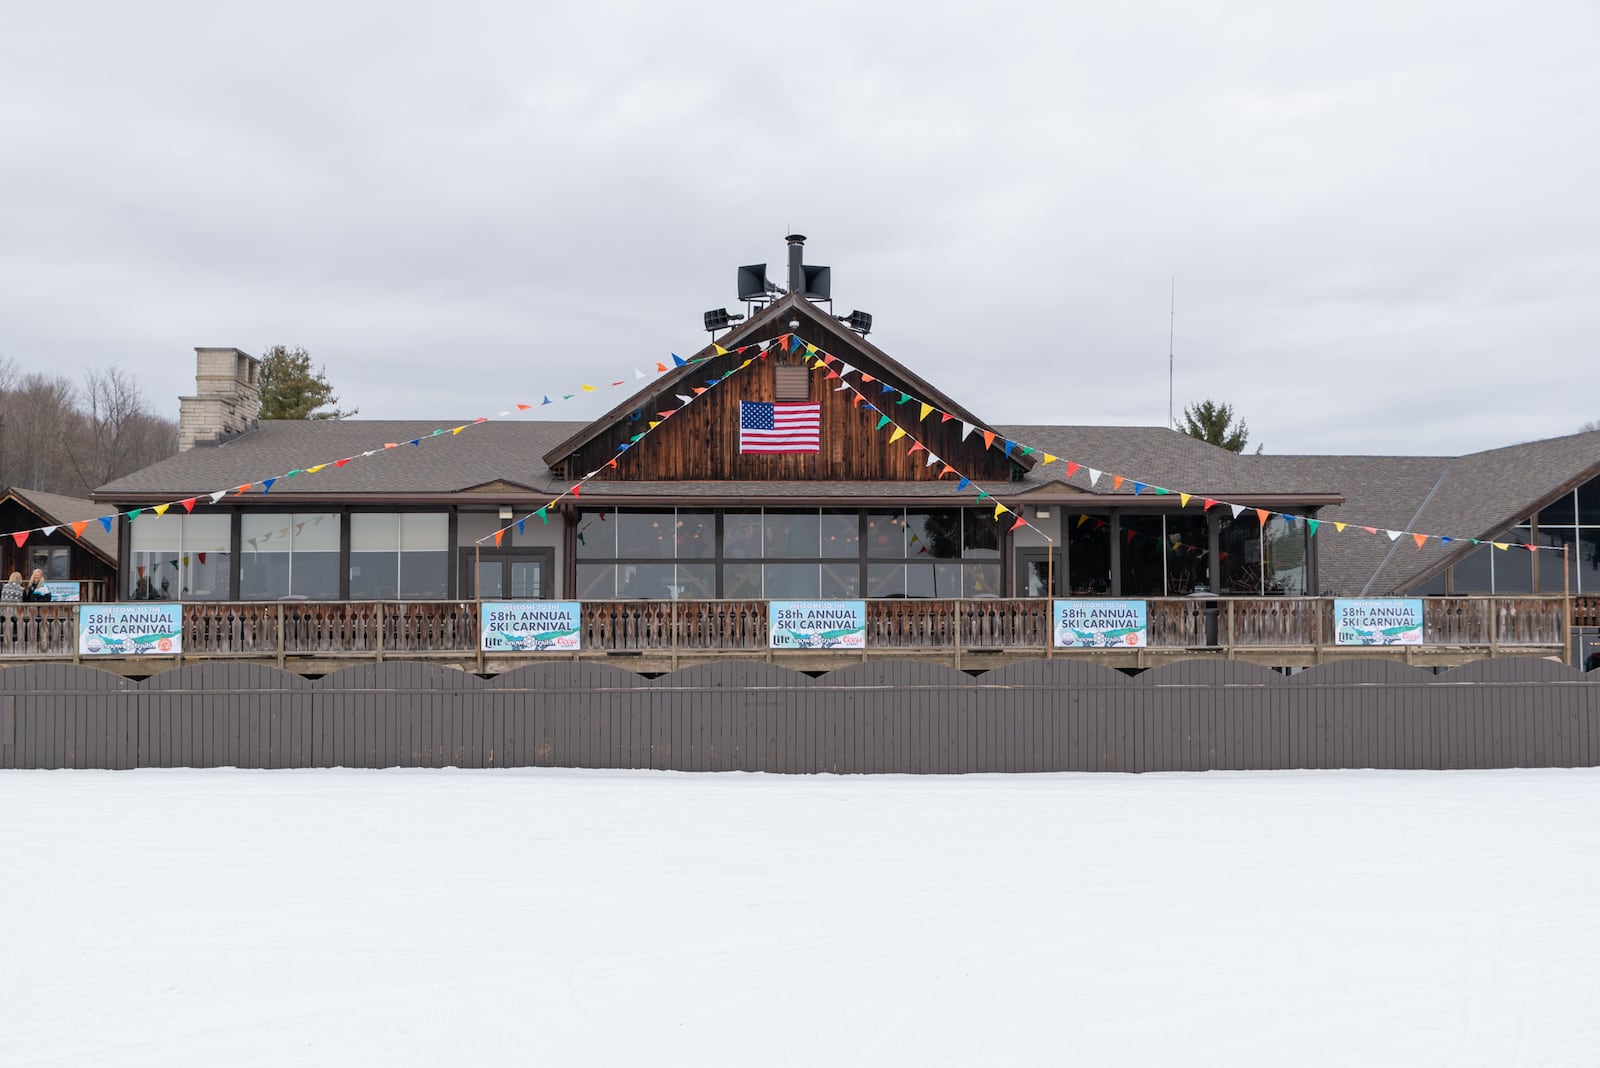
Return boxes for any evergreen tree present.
[1179,399,1256,454]
[257,345,357,420]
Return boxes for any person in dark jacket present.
[24,569,50,601]
[0,572,23,602]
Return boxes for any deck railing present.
[0,595,1590,662]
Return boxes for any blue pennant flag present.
[261,477,277,494]
[517,519,526,535]
[540,396,551,405]
[1132,482,1145,495]
[98,516,114,533]
[672,353,687,366]
[957,477,971,491]
[1003,440,1016,457]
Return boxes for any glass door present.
[1015,549,1062,596]
[462,549,555,600]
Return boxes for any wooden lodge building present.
[64,239,1600,671]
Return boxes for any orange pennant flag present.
[1256,509,1270,525]
[71,521,88,538]
[1112,476,1124,491]
[939,464,956,478]
[656,362,669,372]
[982,430,996,450]
[860,373,875,383]
[234,484,252,494]
[517,403,532,410]
[1412,533,1429,548]
[494,530,505,547]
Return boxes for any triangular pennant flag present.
[676,394,694,404]
[918,403,933,421]
[1230,504,1244,519]
[153,504,170,516]
[838,362,854,377]
[1439,536,1453,544]
[897,393,912,406]
[1363,526,1378,534]
[128,509,143,520]
[234,484,252,494]
[179,498,198,513]
[494,530,505,547]
[1131,482,1145,496]
[925,451,940,467]
[209,490,228,503]
[876,414,891,430]
[517,403,532,410]
[1256,509,1270,525]
[888,427,907,443]
[306,464,326,473]
[907,442,925,455]
[41,525,55,536]
[11,531,27,547]
[1334,522,1346,532]
[1306,520,1320,537]
[1126,530,1137,544]
[1065,462,1080,480]
[1043,453,1058,465]
[1003,440,1016,457]
[98,517,114,533]
[976,490,990,501]
[71,521,88,538]
[1387,530,1402,541]
[860,373,874,383]
[939,464,956,478]
[1087,469,1102,487]
[1204,499,1217,511]
[993,503,1006,520]
[1493,542,1509,550]
[961,421,976,440]
[261,478,277,494]
[536,507,548,525]
[1525,542,1538,552]
[1154,487,1169,496]
[982,430,996,450]
[1180,493,1191,508]
[712,345,729,356]
[957,477,972,491]
[1112,476,1124,491]
[1010,515,1027,531]
[672,353,687,366]
[571,484,581,498]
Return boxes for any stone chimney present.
[178,347,260,451]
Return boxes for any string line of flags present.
[0,329,1566,564]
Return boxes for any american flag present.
[739,401,821,454]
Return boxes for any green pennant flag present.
[287,469,303,478]
[1020,447,1034,457]
[630,433,644,442]
[1154,487,1170,496]
[536,507,548,524]
[975,490,989,501]
[128,509,143,520]
[1306,519,1320,537]
[875,414,891,430]
[898,393,912,405]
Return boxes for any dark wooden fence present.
[3,657,1597,773]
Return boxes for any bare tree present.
[0,364,177,496]
[0,372,81,492]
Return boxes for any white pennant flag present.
[834,381,851,391]
[1088,468,1103,487]
[961,421,976,440]
[837,362,855,377]
[209,490,228,503]
[925,452,940,467]
[42,525,56,536]
[1387,529,1402,541]
[676,394,694,405]
[1229,504,1244,519]
[634,369,646,379]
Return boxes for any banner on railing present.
[769,600,867,650]
[78,604,182,656]
[1333,599,1424,645]
[1053,600,1148,648]
[42,581,81,602]
[480,601,583,652]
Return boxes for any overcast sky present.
[4,1,1596,458]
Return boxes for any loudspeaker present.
[801,264,831,300]
[737,264,770,301]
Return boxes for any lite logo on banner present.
[739,401,820,454]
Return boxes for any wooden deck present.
[0,595,1588,675]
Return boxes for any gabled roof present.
[540,293,1002,470]
[3,487,120,564]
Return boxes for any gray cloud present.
[2,1,1596,459]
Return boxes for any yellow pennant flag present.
[1179,493,1191,508]
[1493,542,1509,551]
[307,464,326,473]
[739,358,753,368]
[918,403,933,421]
[888,427,907,443]
[1042,453,1057,464]
[1335,522,1347,533]
[993,503,1006,519]
[648,421,660,429]
[451,426,466,435]
[153,504,170,516]
[581,384,597,392]
[713,344,730,355]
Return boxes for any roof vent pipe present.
[786,234,805,293]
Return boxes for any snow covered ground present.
[3,768,1599,1067]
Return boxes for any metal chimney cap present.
[785,233,806,244]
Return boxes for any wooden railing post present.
[1225,599,1235,658]
[1489,597,1499,658]
[275,602,285,668]
[670,598,679,671]
[375,602,385,662]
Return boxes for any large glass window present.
[1263,516,1307,594]
[1067,514,1112,594]
[1119,515,1165,597]
[350,513,447,599]
[127,513,232,600]
[241,513,341,600]
[1166,515,1211,594]
[1219,512,1263,594]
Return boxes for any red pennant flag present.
[826,370,840,380]
[1203,499,1217,511]
[1412,533,1428,548]
[1009,515,1027,531]
[907,442,925,455]
[1065,461,1080,479]
[1525,542,1538,552]
[571,484,581,497]
[334,458,352,467]
[71,521,88,538]
[940,412,954,422]
[516,403,532,410]
[197,553,206,564]
[1256,509,1270,525]
[658,411,675,418]
[1125,530,1137,544]
[474,416,488,423]
[821,353,837,365]
[11,531,28,547]
[179,498,196,513]
[1363,526,1378,534]
[494,530,505,547]
[982,431,996,449]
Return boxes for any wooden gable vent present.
[774,365,811,401]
